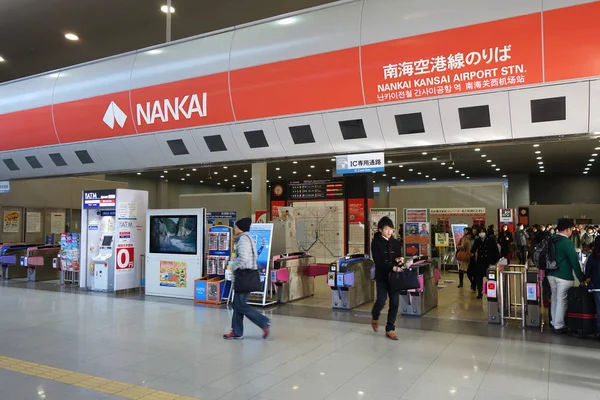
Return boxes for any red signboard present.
[361,13,543,104]
[116,244,134,270]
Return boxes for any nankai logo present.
[136,93,207,126]
[102,101,128,129]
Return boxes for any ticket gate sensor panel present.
[487,267,501,324]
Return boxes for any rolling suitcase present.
[566,286,597,337]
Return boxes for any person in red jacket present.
[371,217,403,340]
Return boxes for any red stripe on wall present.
[230,48,364,121]
[0,106,58,151]
[544,2,600,82]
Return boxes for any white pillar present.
[251,163,267,216]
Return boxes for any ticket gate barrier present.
[487,265,501,324]
[0,244,38,279]
[21,245,61,282]
[329,254,374,310]
[399,261,439,317]
[271,252,316,303]
[525,267,542,328]
[499,264,527,328]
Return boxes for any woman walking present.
[471,226,500,299]
[498,224,514,263]
[223,218,271,340]
[456,227,474,288]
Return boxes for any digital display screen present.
[288,180,344,200]
[101,235,113,247]
[149,216,198,255]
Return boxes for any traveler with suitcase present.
[547,219,586,334]
[584,236,600,336]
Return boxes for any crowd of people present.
[455,219,600,336]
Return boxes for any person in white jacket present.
[223,218,271,340]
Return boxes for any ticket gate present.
[328,254,374,310]
[487,265,501,324]
[525,266,542,328]
[271,252,316,303]
[22,245,61,281]
[399,261,439,317]
[0,244,38,279]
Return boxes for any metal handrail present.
[499,269,526,328]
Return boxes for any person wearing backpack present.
[471,226,500,299]
[514,224,529,265]
[547,219,585,334]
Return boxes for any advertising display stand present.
[195,225,233,304]
[145,208,205,300]
[243,223,277,307]
[80,189,148,292]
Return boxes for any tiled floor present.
[1,285,600,400]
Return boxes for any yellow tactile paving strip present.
[0,356,198,400]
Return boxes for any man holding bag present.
[371,217,403,340]
[223,218,271,340]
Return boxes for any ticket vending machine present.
[80,189,148,292]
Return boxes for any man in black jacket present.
[371,217,403,340]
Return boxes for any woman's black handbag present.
[234,268,262,293]
[389,267,420,292]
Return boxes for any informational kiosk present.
[80,189,148,292]
[145,209,205,299]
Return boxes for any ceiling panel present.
[588,80,600,134]
[188,125,244,163]
[230,120,285,160]
[121,135,166,168]
[273,114,334,156]
[377,99,445,148]
[509,81,589,139]
[92,138,140,171]
[153,129,207,166]
[322,107,386,153]
[439,91,512,144]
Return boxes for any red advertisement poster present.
[270,201,285,219]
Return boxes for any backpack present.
[533,236,558,271]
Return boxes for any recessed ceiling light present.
[392,177,396,180]
[399,165,404,168]
[136,172,141,175]
[266,180,270,183]
[0,56,5,62]
[481,154,487,158]
[474,148,481,152]
[588,164,593,167]
[383,174,387,177]
[186,173,190,177]
[192,168,197,171]
[491,164,496,167]
[536,157,542,160]
[64,33,79,41]
[331,158,336,162]
[400,179,405,182]
[307,174,312,177]
[595,147,600,150]
[223,166,228,169]
[214,171,218,175]
[387,160,392,164]
[293,161,298,164]
[540,170,545,173]
[538,161,544,164]
[466,177,471,179]
[592,154,598,157]
[200,180,204,183]
[441,162,446,165]
[310,165,315,169]
[278,176,282,179]
[372,171,376,174]
[425,175,429,178]
[224,179,228,182]
[326,169,330,172]
[164,171,168,173]
[422,152,428,155]
[417,172,422,175]
[455,170,459,173]
[432,157,437,161]
[583,171,588,174]
[160,5,175,13]
[461,173,465,176]
[232,185,236,188]
[486,160,492,163]
[533,144,540,147]
[217,182,221,185]
[448,166,453,170]
[535,151,541,154]
[180,168,184,171]
[243,169,248,173]
[160,175,164,178]
[409,168,414,172]
[502,175,507,178]
[432,178,437,181]
[293,171,297,174]
[233,175,237,178]
[181,178,185,181]
[275,167,280,171]
[496,168,500,171]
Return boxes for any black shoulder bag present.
[389,266,420,292]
